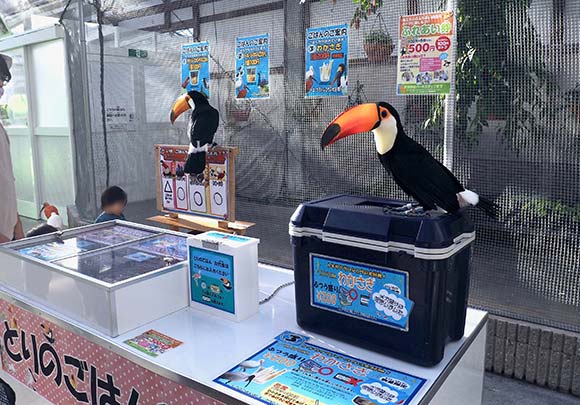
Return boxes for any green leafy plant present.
[420,0,561,150]
[351,0,384,29]
[364,30,392,46]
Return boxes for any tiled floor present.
[0,369,50,405]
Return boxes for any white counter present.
[0,263,487,405]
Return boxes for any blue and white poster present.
[181,41,210,97]
[215,331,426,405]
[310,254,414,331]
[189,246,235,314]
[305,24,348,97]
[235,33,270,99]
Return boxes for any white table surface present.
[0,263,487,405]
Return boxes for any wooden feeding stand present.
[149,144,254,235]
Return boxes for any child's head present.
[101,186,127,215]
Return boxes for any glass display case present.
[0,221,189,336]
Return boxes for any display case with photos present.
[0,221,190,336]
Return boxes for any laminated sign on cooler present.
[290,194,475,366]
[188,231,259,321]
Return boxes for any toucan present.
[321,102,498,217]
[170,90,219,175]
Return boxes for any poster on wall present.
[305,24,348,98]
[181,41,210,97]
[235,33,270,99]
[215,331,426,405]
[155,145,236,221]
[396,11,454,95]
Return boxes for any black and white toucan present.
[321,102,499,217]
[170,90,219,175]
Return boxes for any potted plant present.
[364,29,394,63]
[226,99,251,123]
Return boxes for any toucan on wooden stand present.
[148,144,255,235]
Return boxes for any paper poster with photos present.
[155,145,238,221]
[181,41,210,97]
[305,24,348,98]
[397,11,454,95]
[235,33,270,99]
[214,331,426,405]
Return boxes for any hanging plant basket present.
[226,100,251,122]
[363,13,394,63]
[292,98,323,123]
[363,40,394,63]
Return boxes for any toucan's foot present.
[403,206,425,215]
[425,207,447,216]
[392,202,420,212]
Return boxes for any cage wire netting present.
[1,0,579,333]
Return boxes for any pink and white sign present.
[0,299,224,405]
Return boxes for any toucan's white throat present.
[372,115,398,155]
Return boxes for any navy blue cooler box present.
[289,195,475,366]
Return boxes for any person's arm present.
[13,217,23,240]
[0,233,10,243]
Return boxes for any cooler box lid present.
[289,195,475,260]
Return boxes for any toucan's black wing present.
[190,106,219,145]
[381,135,464,212]
[185,106,220,175]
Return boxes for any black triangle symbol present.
[164,182,172,193]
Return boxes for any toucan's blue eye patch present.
[381,111,387,118]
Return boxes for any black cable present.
[87,0,111,188]
[259,281,295,305]
[96,3,110,188]
[58,0,75,25]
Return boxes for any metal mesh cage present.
[1,0,579,333]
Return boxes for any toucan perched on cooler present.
[170,90,219,175]
[321,102,499,217]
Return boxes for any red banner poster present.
[0,299,223,405]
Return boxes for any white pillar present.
[443,0,458,170]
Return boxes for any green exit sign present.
[128,49,148,58]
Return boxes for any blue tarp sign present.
[189,246,235,314]
[311,254,414,332]
[215,331,426,405]
[181,41,210,97]
[305,24,348,98]
[235,33,270,99]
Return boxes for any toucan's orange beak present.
[170,94,191,124]
[321,103,380,149]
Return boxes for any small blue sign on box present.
[310,254,414,331]
[189,246,235,314]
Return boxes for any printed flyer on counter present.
[235,33,270,99]
[181,41,211,97]
[396,11,454,95]
[124,329,183,357]
[215,331,426,405]
[305,24,348,98]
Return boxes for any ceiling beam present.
[145,1,284,33]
